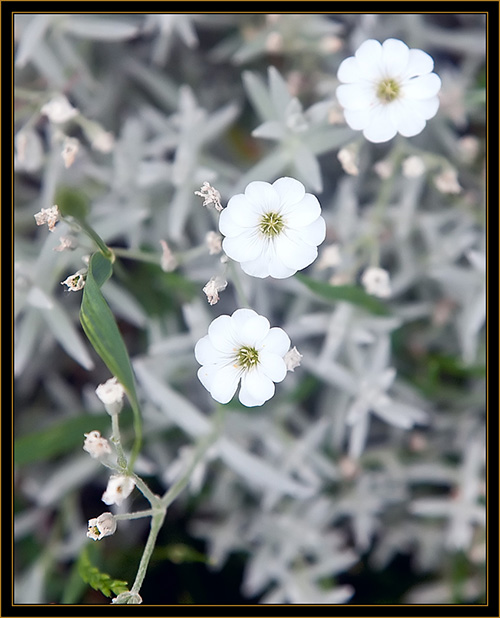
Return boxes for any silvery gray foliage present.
[14,12,486,605]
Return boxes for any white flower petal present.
[381,39,409,76]
[274,233,318,270]
[282,193,322,227]
[336,83,376,111]
[240,315,270,346]
[403,73,442,99]
[272,177,305,210]
[261,327,291,357]
[231,308,258,329]
[222,231,264,262]
[354,39,383,76]
[259,351,287,383]
[343,107,375,131]
[404,49,434,78]
[337,56,364,83]
[293,217,326,247]
[194,335,222,366]
[239,368,275,407]
[389,102,427,137]
[240,255,273,278]
[411,96,440,120]
[245,181,280,213]
[363,106,398,143]
[210,364,241,404]
[220,194,262,230]
[197,364,219,392]
[267,258,297,279]
[208,315,236,353]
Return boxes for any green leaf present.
[78,547,129,599]
[79,252,142,462]
[15,414,109,467]
[55,186,90,220]
[295,273,389,315]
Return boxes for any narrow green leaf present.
[15,414,109,466]
[295,273,389,315]
[55,186,90,220]
[80,252,142,463]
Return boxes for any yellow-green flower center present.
[236,345,259,370]
[376,78,401,103]
[259,212,285,237]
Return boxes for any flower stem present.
[110,412,128,471]
[114,509,155,521]
[227,260,251,308]
[129,509,166,597]
[77,219,114,261]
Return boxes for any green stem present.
[77,219,114,261]
[129,509,166,596]
[114,509,155,522]
[110,246,161,266]
[110,412,128,471]
[227,260,251,308]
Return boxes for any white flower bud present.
[95,377,125,415]
[83,431,112,459]
[159,240,178,272]
[402,155,426,178]
[202,276,227,306]
[284,346,303,372]
[361,267,391,298]
[87,512,117,540]
[41,95,78,124]
[102,475,135,506]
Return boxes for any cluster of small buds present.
[402,155,426,178]
[87,512,117,541]
[34,205,60,232]
[284,346,303,372]
[205,231,222,255]
[95,377,125,416]
[61,136,80,168]
[202,276,227,306]
[41,95,79,124]
[102,475,136,506]
[361,266,392,298]
[159,240,178,272]
[61,271,86,292]
[434,168,462,194]
[194,182,223,212]
[83,430,112,459]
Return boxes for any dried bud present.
[159,240,178,272]
[284,346,303,372]
[34,205,60,232]
[83,430,112,459]
[95,377,125,415]
[205,231,222,255]
[202,276,227,306]
[195,182,223,212]
[102,475,135,506]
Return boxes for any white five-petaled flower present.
[102,475,136,506]
[95,377,125,415]
[61,271,86,292]
[336,38,441,143]
[195,308,291,407]
[87,512,117,540]
[219,177,326,279]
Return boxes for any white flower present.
[34,205,60,232]
[41,95,79,124]
[219,177,326,279]
[95,377,125,415]
[102,475,135,506]
[83,430,112,459]
[202,276,227,306]
[336,38,441,143]
[87,512,117,540]
[361,267,391,298]
[195,308,291,407]
[61,271,86,292]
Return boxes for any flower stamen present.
[259,212,285,237]
[236,345,259,370]
[376,78,401,103]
